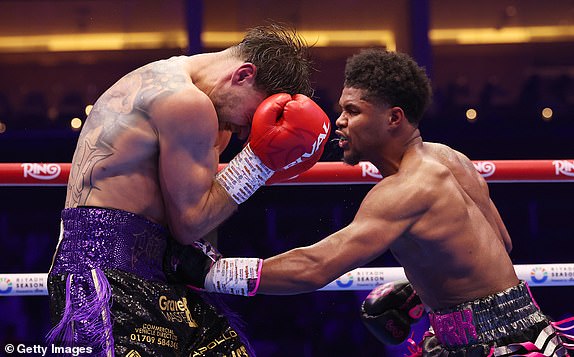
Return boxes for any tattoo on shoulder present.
[66,61,189,207]
[102,62,190,118]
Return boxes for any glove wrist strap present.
[215,144,274,204]
[204,258,263,296]
[190,239,222,264]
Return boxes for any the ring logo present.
[530,267,548,284]
[21,163,61,180]
[473,161,496,178]
[0,277,13,294]
[360,162,383,179]
[336,272,354,288]
[553,160,574,177]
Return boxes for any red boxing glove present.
[250,93,331,184]
[361,280,425,345]
[216,93,331,203]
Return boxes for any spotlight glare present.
[85,105,93,116]
[70,117,83,130]
[466,108,478,122]
[541,107,553,121]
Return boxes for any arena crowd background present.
[0,1,573,356]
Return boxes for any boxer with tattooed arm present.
[47,23,331,356]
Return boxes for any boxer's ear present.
[388,106,406,127]
[232,63,257,86]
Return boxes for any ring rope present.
[1,161,572,296]
[1,160,574,186]
[1,264,573,296]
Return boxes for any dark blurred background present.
[0,0,573,356]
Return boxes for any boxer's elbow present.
[187,203,238,242]
[171,212,213,244]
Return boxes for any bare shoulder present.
[403,153,452,192]
[426,142,476,174]
[152,83,214,119]
[361,163,442,222]
[136,64,216,137]
[135,59,211,113]
[370,152,462,219]
[426,142,489,195]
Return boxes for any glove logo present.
[366,282,394,300]
[283,122,330,170]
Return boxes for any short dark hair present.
[233,24,313,97]
[344,48,432,125]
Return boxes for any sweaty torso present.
[388,142,518,309]
[65,56,197,225]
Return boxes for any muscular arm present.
[257,178,425,295]
[154,89,237,244]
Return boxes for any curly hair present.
[344,48,432,125]
[232,24,313,97]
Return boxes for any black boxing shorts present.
[47,207,252,356]
[49,269,250,356]
[408,281,572,356]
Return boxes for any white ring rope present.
[1,264,572,296]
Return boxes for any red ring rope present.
[1,160,574,186]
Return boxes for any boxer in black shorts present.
[48,207,249,356]
[46,23,331,356]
